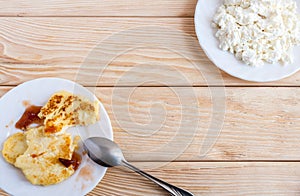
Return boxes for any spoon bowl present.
[84,137,124,167]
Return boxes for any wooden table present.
[1,0,300,195]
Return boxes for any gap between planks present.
[0,16,194,18]
[2,85,300,88]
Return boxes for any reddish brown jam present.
[15,105,43,130]
[59,152,81,171]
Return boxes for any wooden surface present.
[1,17,300,87]
[0,0,197,16]
[1,1,300,195]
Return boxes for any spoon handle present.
[121,160,194,196]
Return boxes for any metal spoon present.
[84,137,194,196]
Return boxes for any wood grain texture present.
[1,1,299,195]
[1,162,300,195]
[0,86,299,161]
[95,86,300,161]
[0,0,196,16]
[1,18,300,86]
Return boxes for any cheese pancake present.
[14,127,79,185]
[2,132,27,164]
[38,91,99,134]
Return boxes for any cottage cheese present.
[212,0,300,66]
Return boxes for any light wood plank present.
[0,86,300,161]
[96,87,300,161]
[1,18,300,86]
[0,0,196,17]
[89,162,300,195]
[1,162,300,195]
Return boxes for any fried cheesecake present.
[39,91,99,134]
[1,91,99,185]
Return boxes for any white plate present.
[194,0,300,82]
[0,78,113,196]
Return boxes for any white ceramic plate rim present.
[0,77,113,196]
[194,0,300,82]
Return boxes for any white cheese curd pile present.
[212,0,300,66]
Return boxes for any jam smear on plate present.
[15,105,43,130]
